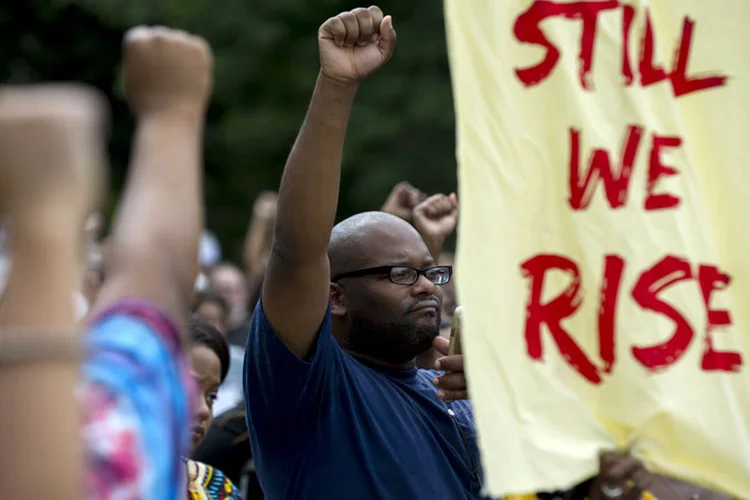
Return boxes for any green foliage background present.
[0,0,457,261]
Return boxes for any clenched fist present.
[381,182,426,222]
[413,193,458,242]
[253,191,278,222]
[318,6,397,85]
[124,26,213,119]
[0,84,107,221]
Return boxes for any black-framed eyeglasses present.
[332,265,452,286]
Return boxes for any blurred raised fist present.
[252,191,278,222]
[318,6,396,85]
[381,182,426,223]
[0,84,107,222]
[413,193,458,242]
[124,26,213,119]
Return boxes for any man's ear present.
[330,282,347,318]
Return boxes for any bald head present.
[328,211,429,279]
[327,212,442,365]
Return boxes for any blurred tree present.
[0,0,457,261]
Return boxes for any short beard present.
[345,312,440,365]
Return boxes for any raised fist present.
[413,193,458,241]
[0,84,107,222]
[123,26,213,119]
[252,191,278,222]
[381,182,426,222]
[318,6,397,85]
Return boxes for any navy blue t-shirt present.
[243,301,484,500]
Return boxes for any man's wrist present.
[317,71,361,102]
[423,234,446,256]
[318,70,361,91]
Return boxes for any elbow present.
[267,242,330,283]
[269,241,297,266]
[269,240,322,269]
[270,223,329,266]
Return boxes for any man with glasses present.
[327,249,454,368]
[243,6,483,500]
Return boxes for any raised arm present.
[262,6,396,358]
[412,193,458,262]
[242,191,277,281]
[0,84,106,500]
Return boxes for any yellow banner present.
[446,0,750,497]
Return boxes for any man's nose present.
[412,273,439,296]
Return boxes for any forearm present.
[0,229,83,499]
[243,216,274,278]
[272,73,358,261]
[421,234,447,263]
[110,113,204,298]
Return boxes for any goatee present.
[346,313,439,365]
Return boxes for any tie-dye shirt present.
[82,299,195,499]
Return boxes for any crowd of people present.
[0,5,737,500]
